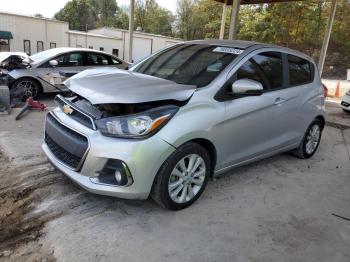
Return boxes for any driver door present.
[35,52,85,91]
[218,51,287,169]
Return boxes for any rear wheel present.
[293,119,323,159]
[151,142,211,210]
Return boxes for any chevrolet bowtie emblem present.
[63,104,73,115]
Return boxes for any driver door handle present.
[274,97,287,105]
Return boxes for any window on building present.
[112,49,119,57]
[99,47,104,51]
[0,31,12,52]
[50,42,56,49]
[37,41,44,53]
[0,39,10,52]
[88,46,93,49]
[288,55,313,86]
[236,52,283,90]
[23,40,31,55]
[76,44,82,48]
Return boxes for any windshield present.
[130,44,243,87]
[29,49,63,63]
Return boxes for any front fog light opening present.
[90,159,133,187]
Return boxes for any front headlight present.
[96,105,179,138]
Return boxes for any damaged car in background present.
[2,48,128,99]
[42,41,326,210]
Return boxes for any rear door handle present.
[274,97,287,105]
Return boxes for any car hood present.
[65,67,197,104]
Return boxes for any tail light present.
[322,84,328,98]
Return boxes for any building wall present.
[90,28,182,62]
[0,12,68,55]
[0,12,182,62]
[67,31,124,56]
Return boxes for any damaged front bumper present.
[42,107,176,200]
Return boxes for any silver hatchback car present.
[42,40,325,210]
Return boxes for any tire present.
[343,109,350,114]
[293,119,323,159]
[13,77,42,100]
[151,142,211,210]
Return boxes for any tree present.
[54,0,98,31]
[134,0,174,36]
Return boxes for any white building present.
[0,11,182,62]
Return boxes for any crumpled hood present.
[65,67,197,104]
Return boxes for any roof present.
[67,30,123,40]
[184,39,271,49]
[0,11,68,24]
[182,39,313,60]
[214,0,304,5]
[91,27,182,41]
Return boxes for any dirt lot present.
[0,98,349,262]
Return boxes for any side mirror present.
[49,60,58,67]
[232,79,263,96]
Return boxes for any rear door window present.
[86,52,112,66]
[288,55,313,86]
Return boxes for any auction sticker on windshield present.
[213,47,244,55]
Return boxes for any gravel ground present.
[0,99,349,262]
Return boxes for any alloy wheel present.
[168,154,206,204]
[305,124,321,155]
[18,80,38,98]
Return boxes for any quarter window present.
[288,55,313,86]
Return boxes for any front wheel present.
[293,119,323,159]
[13,78,42,100]
[151,142,211,210]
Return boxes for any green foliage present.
[134,0,174,36]
[54,0,98,31]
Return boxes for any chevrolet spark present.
[42,40,325,210]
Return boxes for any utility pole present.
[128,0,135,63]
[318,0,337,76]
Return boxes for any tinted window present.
[131,44,242,87]
[54,52,83,67]
[236,52,283,90]
[111,57,121,65]
[87,53,111,66]
[288,55,313,86]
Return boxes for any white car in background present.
[7,48,129,99]
[341,90,350,113]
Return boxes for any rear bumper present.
[42,108,176,200]
[341,93,350,111]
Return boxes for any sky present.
[0,0,177,18]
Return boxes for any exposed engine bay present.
[62,94,186,119]
[0,55,30,71]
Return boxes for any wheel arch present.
[315,115,325,130]
[187,138,217,175]
[12,76,43,94]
